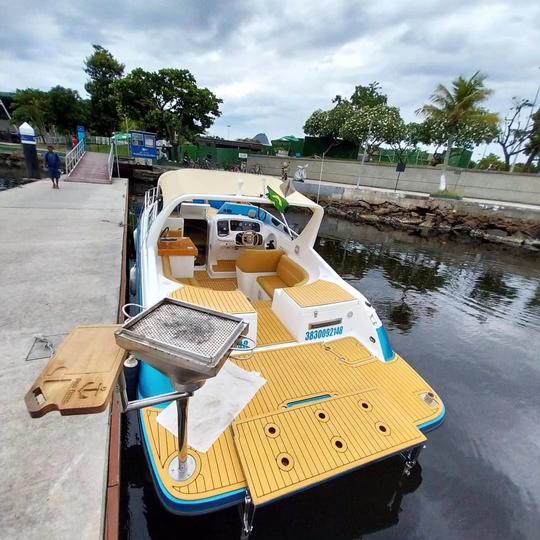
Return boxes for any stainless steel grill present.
[115,298,248,391]
[128,302,241,359]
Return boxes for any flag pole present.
[280,212,294,240]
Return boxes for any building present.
[0,92,18,142]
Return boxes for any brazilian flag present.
[267,186,288,213]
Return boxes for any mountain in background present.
[253,132,270,145]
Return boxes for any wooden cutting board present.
[25,325,126,417]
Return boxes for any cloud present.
[1,0,539,145]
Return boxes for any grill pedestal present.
[168,398,196,481]
[115,298,249,483]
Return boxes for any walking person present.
[43,145,61,189]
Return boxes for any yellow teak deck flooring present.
[189,270,237,291]
[142,408,247,500]
[283,279,355,307]
[142,337,443,506]
[252,301,295,346]
[162,256,238,290]
[233,388,426,505]
[170,284,254,314]
[212,259,237,273]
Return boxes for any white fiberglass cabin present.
[133,169,445,521]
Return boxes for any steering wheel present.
[241,230,258,247]
[240,231,264,247]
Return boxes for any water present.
[121,217,540,540]
[0,166,30,190]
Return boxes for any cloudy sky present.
[1,0,539,152]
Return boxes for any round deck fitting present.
[168,454,196,481]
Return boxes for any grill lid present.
[115,298,249,388]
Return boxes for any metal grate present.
[128,302,241,361]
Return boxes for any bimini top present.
[158,169,318,209]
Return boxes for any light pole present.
[227,124,231,140]
[316,151,326,204]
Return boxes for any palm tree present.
[417,71,498,191]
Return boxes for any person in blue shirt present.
[43,145,61,189]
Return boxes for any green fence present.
[176,143,254,169]
[303,136,360,160]
[270,139,305,157]
[164,138,472,170]
[448,148,473,168]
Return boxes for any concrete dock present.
[0,178,127,539]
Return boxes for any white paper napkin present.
[156,360,266,453]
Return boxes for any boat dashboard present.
[212,216,270,248]
[216,218,265,247]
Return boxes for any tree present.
[304,109,331,137]
[387,122,424,165]
[476,153,506,170]
[417,71,498,190]
[11,88,52,140]
[84,45,124,135]
[115,68,222,144]
[340,104,406,156]
[303,82,401,157]
[305,82,387,138]
[11,86,90,140]
[48,86,89,134]
[524,109,540,171]
[410,118,446,152]
[496,98,533,169]
[349,81,388,108]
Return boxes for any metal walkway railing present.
[107,144,115,181]
[65,139,87,176]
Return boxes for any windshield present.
[216,202,314,237]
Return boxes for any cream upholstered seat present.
[257,255,308,297]
[235,249,284,273]
[256,275,287,297]
[235,249,309,298]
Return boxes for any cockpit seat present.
[236,250,308,298]
[235,249,285,273]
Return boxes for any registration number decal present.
[305,326,344,341]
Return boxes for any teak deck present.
[252,301,295,346]
[170,285,254,314]
[233,389,426,505]
[283,279,355,307]
[141,337,443,506]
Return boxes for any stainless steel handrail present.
[144,186,158,209]
[107,143,115,180]
[65,139,86,176]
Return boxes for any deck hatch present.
[232,389,426,506]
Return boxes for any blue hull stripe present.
[376,326,395,361]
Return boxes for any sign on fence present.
[130,130,157,159]
[77,125,86,142]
